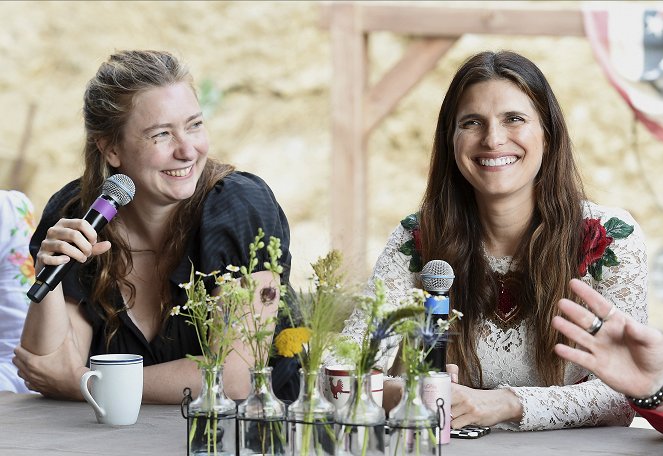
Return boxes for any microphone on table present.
[420,259,455,372]
[27,174,135,303]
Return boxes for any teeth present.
[478,156,517,167]
[163,166,192,177]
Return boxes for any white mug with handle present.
[80,354,144,425]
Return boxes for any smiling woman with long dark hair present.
[339,50,648,431]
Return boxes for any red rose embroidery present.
[579,218,613,277]
[412,227,422,255]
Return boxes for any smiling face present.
[453,79,545,204]
[104,82,208,208]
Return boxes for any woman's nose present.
[481,123,507,149]
[172,135,198,160]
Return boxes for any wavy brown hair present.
[419,51,585,387]
[65,50,234,347]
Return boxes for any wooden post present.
[329,2,368,274]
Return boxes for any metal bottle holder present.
[181,387,193,456]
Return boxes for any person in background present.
[338,50,648,430]
[13,50,298,403]
[553,278,663,433]
[0,190,35,393]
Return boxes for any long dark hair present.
[419,51,585,386]
[66,50,234,346]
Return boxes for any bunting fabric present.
[583,4,663,141]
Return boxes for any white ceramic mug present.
[80,354,143,425]
[323,365,384,410]
[422,372,451,444]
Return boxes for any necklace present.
[495,271,520,324]
[483,245,521,324]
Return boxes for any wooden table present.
[0,392,660,455]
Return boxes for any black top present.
[30,171,299,400]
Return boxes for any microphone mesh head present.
[420,260,455,294]
[103,174,135,207]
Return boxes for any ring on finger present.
[586,316,603,335]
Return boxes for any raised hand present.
[553,278,663,399]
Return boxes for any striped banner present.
[583,4,663,140]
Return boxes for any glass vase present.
[287,369,336,455]
[238,366,287,455]
[387,375,437,456]
[183,366,237,456]
[336,372,386,456]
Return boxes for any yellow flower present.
[274,327,311,357]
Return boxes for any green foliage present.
[174,228,284,372]
[334,279,425,378]
[277,250,353,373]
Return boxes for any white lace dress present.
[334,201,648,431]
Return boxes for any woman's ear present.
[97,138,121,168]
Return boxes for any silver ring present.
[603,305,617,321]
[587,316,603,335]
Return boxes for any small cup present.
[80,354,143,425]
[422,372,451,444]
[323,365,384,410]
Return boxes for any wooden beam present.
[364,37,456,134]
[321,4,584,37]
[329,2,369,274]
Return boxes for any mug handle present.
[80,370,106,418]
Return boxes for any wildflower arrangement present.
[173,260,245,456]
[383,291,462,456]
[174,228,284,456]
[335,279,424,380]
[274,250,354,455]
[395,291,463,386]
[172,266,240,372]
[274,250,352,374]
[233,229,284,372]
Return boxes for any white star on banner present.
[645,13,663,38]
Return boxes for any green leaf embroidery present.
[399,239,417,256]
[601,247,620,267]
[400,213,419,231]
[408,256,422,273]
[603,217,634,239]
[588,262,603,281]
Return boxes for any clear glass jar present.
[387,375,437,456]
[287,369,336,455]
[335,372,386,456]
[237,367,286,455]
[185,366,237,456]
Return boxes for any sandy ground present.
[1,1,662,327]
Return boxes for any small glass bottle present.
[186,366,237,456]
[237,367,287,455]
[336,372,385,456]
[387,375,437,456]
[287,369,336,455]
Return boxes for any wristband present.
[627,385,663,410]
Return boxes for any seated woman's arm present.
[17,270,280,404]
[15,295,92,399]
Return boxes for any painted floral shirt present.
[0,190,35,393]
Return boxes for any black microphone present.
[420,260,455,372]
[27,174,135,303]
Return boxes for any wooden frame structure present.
[320,2,585,273]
